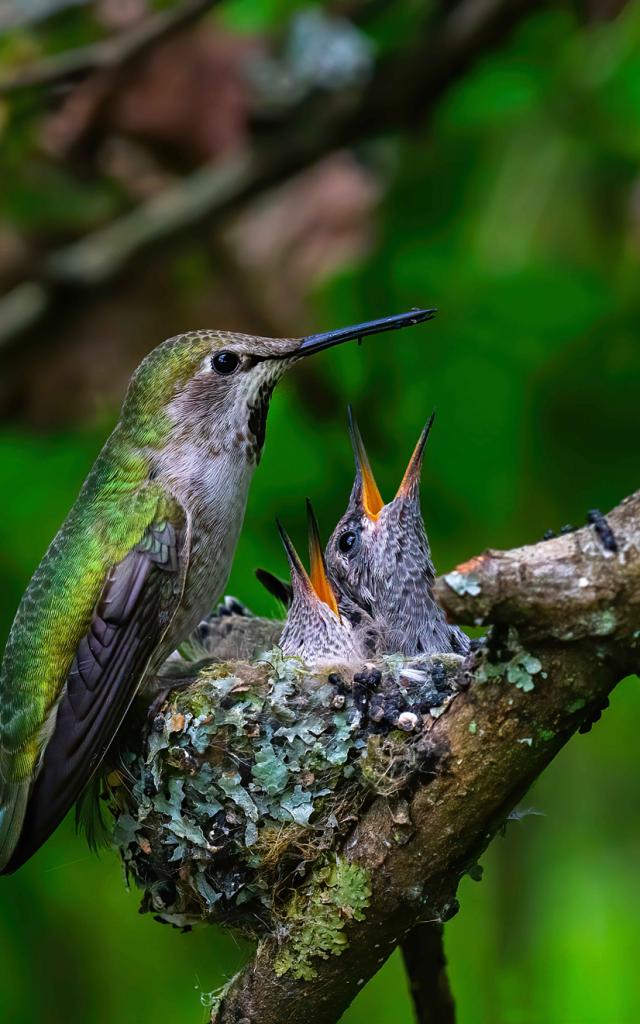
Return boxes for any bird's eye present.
[212,351,240,375]
[338,530,359,555]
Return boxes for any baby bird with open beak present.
[325,409,469,656]
[278,501,377,665]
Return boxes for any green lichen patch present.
[274,856,372,980]
[444,571,482,597]
[476,628,543,692]
[567,697,586,713]
[589,609,617,636]
[199,976,237,1016]
[538,727,556,742]
[111,650,461,936]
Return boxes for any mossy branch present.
[199,492,638,1024]
[109,492,638,1022]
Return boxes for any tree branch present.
[436,494,640,645]
[209,489,638,1023]
[401,923,456,1024]
[0,0,218,95]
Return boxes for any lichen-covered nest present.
[111,650,464,936]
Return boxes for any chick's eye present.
[212,351,240,375]
[338,530,358,555]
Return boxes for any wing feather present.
[1,512,190,874]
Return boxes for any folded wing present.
[2,515,189,874]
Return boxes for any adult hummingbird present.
[278,501,377,664]
[325,408,469,656]
[0,309,434,874]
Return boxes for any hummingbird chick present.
[162,597,281,671]
[325,408,469,656]
[278,501,377,665]
[0,309,434,874]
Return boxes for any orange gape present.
[349,415,384,520]
[308,509,341,616]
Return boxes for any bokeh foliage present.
[1,3,639,1023]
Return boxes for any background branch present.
[0,0,218,95]
[0,0,540,351]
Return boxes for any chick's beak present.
[395,411,436,500]
[306,500,340,617]
[348,407,384,521]
[277,513,340,616]
[276,519,311,593]
[295,308,436,357]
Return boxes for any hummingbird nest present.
[111,650,463,936]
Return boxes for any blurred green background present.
[1,2,639,1022]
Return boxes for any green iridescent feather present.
[0,437,173,783]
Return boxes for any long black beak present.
[297,308,437,356]
[396,410,436,499]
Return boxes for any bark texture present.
[401,923,456,1024]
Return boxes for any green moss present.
[538,727,556,742]
[274,857,372,980]
[567,697,586,713]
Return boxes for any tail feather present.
[0,778,30,874]
[75,774,112,853]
